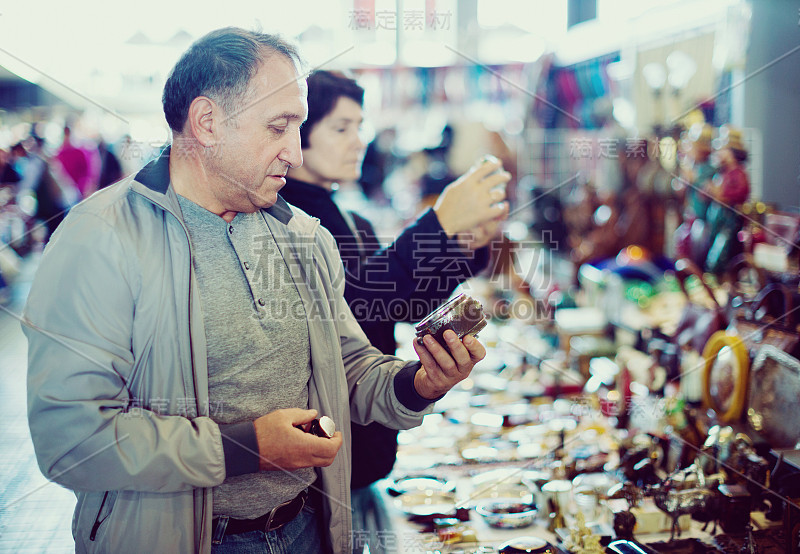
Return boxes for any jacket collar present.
[135,146,294,226]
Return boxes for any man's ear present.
[185,96,218,147]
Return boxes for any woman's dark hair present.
[301,70,364,148]
[162,27,301,133]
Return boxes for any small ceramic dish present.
[387,476,456,497]
[475,498,537,529]
[498,536,556,553]
[396,490,457,517]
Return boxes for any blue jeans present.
[211,504,326,554]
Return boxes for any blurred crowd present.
[0,125,130,295]
[0,126,126,248]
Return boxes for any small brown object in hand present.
[303,416,336,439]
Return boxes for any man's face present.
[207,54,307,212]
[301,96,366,186]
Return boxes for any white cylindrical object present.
[317,416,336,438]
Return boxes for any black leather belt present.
[214,489,308,536]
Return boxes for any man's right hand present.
[433,157,511,238]
[253,408,342,471]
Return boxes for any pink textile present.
[56,143,100,198]
[718,166,750,205]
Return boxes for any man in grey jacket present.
[23,28,485,554]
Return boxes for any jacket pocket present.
[89,490,118,541]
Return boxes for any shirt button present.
[228,225,234,234]
[257,298,266,306]
[244,262,250,270]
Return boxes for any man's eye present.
[271,126,287,135]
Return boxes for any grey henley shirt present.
[177,194,315,519]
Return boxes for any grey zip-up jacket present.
[23,149,434,553]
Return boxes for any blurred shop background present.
[1,0,799,552]
[1,0,797,272]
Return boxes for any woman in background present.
[282,70,509,553]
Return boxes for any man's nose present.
[280,131,303,169]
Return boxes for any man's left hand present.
[412,330,486,400]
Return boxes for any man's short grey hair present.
[162,27,302,132]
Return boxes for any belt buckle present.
[263,491,306,532]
